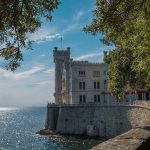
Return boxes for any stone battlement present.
[53,47,70,56]
[70,60,104,66]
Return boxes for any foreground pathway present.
[91,125,150,150]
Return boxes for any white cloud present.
[0,66,55,107]
[15,65,44,79]
[29,27,62,44]
[62,24,80,34]
[62,11,85,34]
[0,65,44,80]
[28,10,85,43]
[43,68,54,74]
[74,52,103,61]
[73,11,84,21]
[41,54,46,57]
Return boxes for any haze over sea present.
[0,107,103,150]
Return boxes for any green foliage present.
[0,0,59,71]
[84,0,150,99]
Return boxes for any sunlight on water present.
[0,107,103,150]
[0,107,19,111]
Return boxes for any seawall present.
[45,102,150,138]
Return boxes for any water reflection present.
[0,107,103,150]
[0,107,19,111]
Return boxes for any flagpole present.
[60,36,63,50]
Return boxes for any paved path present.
[91,126,150,150]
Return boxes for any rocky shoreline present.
[36,129,57,135]
[36,126,150,149]
[36,128,107,140]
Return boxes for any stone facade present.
[53,47,71,104]
[46,102,150,137]
[53,47,150,104]
[53,47,115,104]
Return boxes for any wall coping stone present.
[90,125,150,150]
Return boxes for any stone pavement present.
[91,126,150,150]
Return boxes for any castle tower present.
[53,47,70,104]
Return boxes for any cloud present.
[41,54,46,57]
[62,24,80,34]
[62,11,85,34]
[29,27,62,44]
[43,68,54,74]
[73,11,85,21]
[0,65,44,80]
[28,10,85,43]
[33,33,62,44]
[74,52,103,61]
[0,66,55,107]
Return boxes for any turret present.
[53,47,70,104]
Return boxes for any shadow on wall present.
[46,105,150,138]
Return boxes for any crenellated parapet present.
[53,47,70,57]
[70,60,105,66]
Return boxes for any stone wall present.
[91,125,150,150]
[134,100,150,108]
[46,103,150,137]
[45,104,59,130]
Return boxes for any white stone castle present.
[53,47,115,104]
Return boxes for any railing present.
[47,100,150,108]
[48,101,139,107]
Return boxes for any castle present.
[44,47,150,138]
[53,47,150,104]
[53,47,116,105]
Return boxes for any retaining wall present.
[46,103,150,137]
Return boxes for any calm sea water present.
[0,107,103,150]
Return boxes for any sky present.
[0,0,113,107]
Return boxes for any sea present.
[0,107,103,150]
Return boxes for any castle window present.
[79,95,86,103]
[79,95,82,103]
[94,95,100,102]
[97,82,100,89]
[93,71,100,77]
[79,82,85,89]
[94,82,96,89]
[94,82,100,89]
[79,71,86,77]
[104,80,107,89]
[98,95,100,102]
[83,95,86,103]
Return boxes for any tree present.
[0,0,59,71]
[84,0,150,99]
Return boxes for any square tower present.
[53,47,70,104]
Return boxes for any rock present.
[36,129,57,135]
